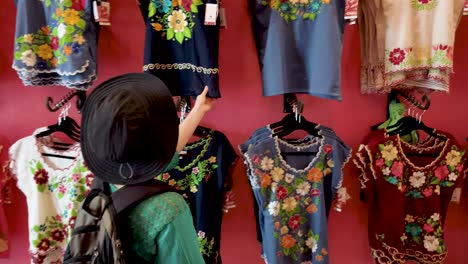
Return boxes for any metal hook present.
[46,90,87,112]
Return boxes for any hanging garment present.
[155,130,238,263]
[9,129,93,264]
[0,146,12,258]
[241,130,351,264]
[354,131,466,263]
[249,0,346,100]
[12,0,98,89]
[465,0,468,14]
[359,0,465,94]
[137,0,221,98]
[345,0,358,23]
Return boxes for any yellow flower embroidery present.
[381,145,398,161]
[271,167,285,182]
[73,34,86,45]
[208,156,217,163]
[167,10,188,33]
[445,150,461,167]
[56,8,62,17]
[151,23,163,31]
[280,226,289,235]
[63,9,80,25]
[63,46,72,55]
[23,34,33,44]
[282,197,297,212]
[327,159,334,168]
[321,0,330,3]
[37,44,53,60]
[168,179,177,186]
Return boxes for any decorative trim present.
[143,63,219,74]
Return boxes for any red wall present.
[1,1,468,263]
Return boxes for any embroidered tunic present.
[138,0,221,98]
[250,0,346,100]
[354,132,467,263]
[155,130,238,263]
[242,132,351,263]
[12,0,98,89]
[359,0,465,93]
[8,129,94,264]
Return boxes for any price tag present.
[204,3,218,26]
[93,1,111,26]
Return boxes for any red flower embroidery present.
[418,0,430,3]
[310,188,320,196]
[32,254,46,264]
[72,0,84,10]
[37,238,51,251]
[182,0,192,11]
[375,159,384,167]
[323,144,333,154]
[423,223,434,233]
[253,155,261,164]
[85,173,94,187]
[50,37,59,50]
[162,173,171,180]
[276,186,288,199]
[423,188,433,197]
[434,166,449,180]
[34,169,49,185]
[50,229,65,242]
[456,164,464,172]
[389,48,406,65]
[69,216,77,229]
[288,214,301,230]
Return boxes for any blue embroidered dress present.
[155,130,238,263]
[250,0,346,100]
[12,0,98,89]
[138,0,221,98]
[243,133,351,263]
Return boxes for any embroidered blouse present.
[250,0,346,100]
[242,132,351,263]
[8,130,94,264]
[359,0,465,93]
[137,0,221,98]
[12,0,98,89]
[155,130,238,263]
[354,132,467,263]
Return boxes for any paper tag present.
[451,187,462,203]
[93,1,111,26]
[204,3,218,26]
[219,7,227,28]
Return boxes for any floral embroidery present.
[374,141,465,198]
[31,215,68,253]
[411,0,438,11]
[385,45,453,69]
[14,0,88,68]
[401,213,445,253]
[261,0,331,22]
[197,230,215,257]
[148,0,203,44]
[250,144,334,260]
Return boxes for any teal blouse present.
[111,154,204,263]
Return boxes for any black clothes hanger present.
[194,125,213,138]
[270,113,321,138]
[36,116,81,143]
[386,116,446,141]
[46,90,87,112]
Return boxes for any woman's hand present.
[193,86,216,113]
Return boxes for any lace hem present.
[12,60,91,76]
[16,71,97,89]
[143,63,219,74]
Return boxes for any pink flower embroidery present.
[162,173,170,180]
[375,159,384,167]
[389,48,406,65]
[418,0,430,3]
[192,167,199,174]
[310,188,320,197]
[423,223,434,233]
[198,231,205,238]
[59,185,67,194]
[423,188,433,197]
[391,161,403,178]
[72,173,81,182]
[456,164,463,172]
[434,166,449,180]
[447,47,454,61]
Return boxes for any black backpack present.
[63,178,175,264]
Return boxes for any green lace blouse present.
[111,154,204,263]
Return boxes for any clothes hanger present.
[270,98,320,138]
[386,116,446,141]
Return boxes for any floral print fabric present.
[243,133,351,264]
[155,130,238,264]
[359,0,465,93]
[8,130,93,264]
[354,132,467,263]
[12,0,98,89]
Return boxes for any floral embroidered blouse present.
[8,130,94,264]
[12,0,98,89]
[354,132,467,263]
[250,0,346,100]
[137,0,221,98]
[359,0,465,93]
[243,132,351,263]
[154,130,238,263]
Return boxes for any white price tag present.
[93,1,111,26]
[204,3,218,26]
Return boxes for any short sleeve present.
[353,144,375,202]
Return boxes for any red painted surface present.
[1,1,467,263]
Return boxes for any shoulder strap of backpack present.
[111,180,177,214]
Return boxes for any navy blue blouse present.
[138,0,221,98]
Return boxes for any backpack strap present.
[111,180,176,214]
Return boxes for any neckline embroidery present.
[176,135,212,172]
[273,135,324,174]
